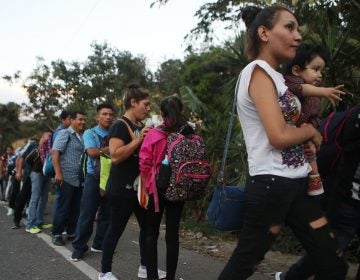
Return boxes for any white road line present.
[37,232,99,280]
[2,204,99,280]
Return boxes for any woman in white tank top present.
[218,5,347,280]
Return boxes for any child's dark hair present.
[123,84,150,110]
[160,95,187,133]
[241,5,294,60]
[96,103,114,112]
[285,44,329,75]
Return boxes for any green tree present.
[0,102,21,150]
[5,42,154,129]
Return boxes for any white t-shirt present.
[237,60,311,178]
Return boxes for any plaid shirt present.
[52,126,84,187]
[284,75,321,128]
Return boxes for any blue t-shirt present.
[83,126,109,175]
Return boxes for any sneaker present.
[70,251,83,262]
[38,223,52,229]
[6,208,14,216]
[307,174,324,196]
[52,236,65,246]
[12,223,20,229]
[91,246,103,253]
[274,272,283,280]
[137,265,166,279]
[98,272,119,280]
[26,226,42,234]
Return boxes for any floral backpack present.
[159,125,212,202]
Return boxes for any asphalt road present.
[0,202,272,280]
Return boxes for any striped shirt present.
[52,126,84,187]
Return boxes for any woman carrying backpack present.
[99,85,165,280]
[139,96,194,280]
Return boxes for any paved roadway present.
[0,203,272,280]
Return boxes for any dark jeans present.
[218,175,348,280]
[286,200,359,280]
[72,174,110,253]
[8,177,20,209]
[101,191,147,273]
[13,177,31,224]
[146,195,184,280]
[0,178,4,201]
[52,181,83,236]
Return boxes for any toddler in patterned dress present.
[285,44,345,196]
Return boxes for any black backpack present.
[317,107,358,178]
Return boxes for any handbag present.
[99,153,111,192]
[206,78,246,231]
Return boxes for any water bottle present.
[162,155,169,166]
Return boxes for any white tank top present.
[237,60,311,178]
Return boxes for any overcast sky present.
[0,0,228,105]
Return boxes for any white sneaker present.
[137,265,166,279]
[91,247,103,253]
[6,208,14,216]
[274,272,282,280]
[98,272,118,280]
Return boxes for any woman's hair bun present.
[241,6,262,28]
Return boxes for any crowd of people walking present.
[0,4,359,280]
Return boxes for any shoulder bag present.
[206,77,246,231]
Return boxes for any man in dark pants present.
[12,140,38,229]
[51,111,86,246]
[71,103,114,261]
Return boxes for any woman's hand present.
[137,126,151,143]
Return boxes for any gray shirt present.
[52,126,84,187]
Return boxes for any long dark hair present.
[160,95,187,133]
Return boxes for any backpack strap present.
[119,118,136,140]
[323,112,335,143]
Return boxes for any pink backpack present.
[163,128,211,201]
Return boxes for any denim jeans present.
[52,181,83,237]
[218,175,347,280]
[72,174,110,253]
[101,191,147,273]
[146,195,184,280]
[27,172,50,228]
